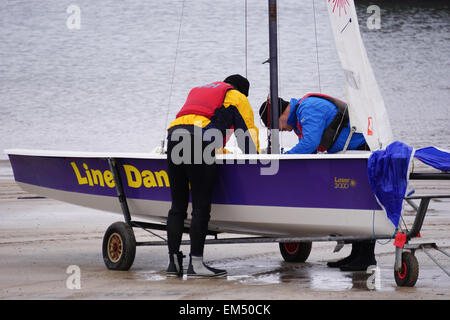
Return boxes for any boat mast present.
[268,0,280,154]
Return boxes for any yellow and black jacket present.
[168,81,260,154]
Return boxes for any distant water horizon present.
[1,0,449,160]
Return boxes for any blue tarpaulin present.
[414,146,450,172]
[368,142,450,227]
[367,141,414,227]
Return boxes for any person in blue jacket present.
[259,95,376,271]
[259,95,368,154]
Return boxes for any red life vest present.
[293,93,349,152]
[176,81,234,119]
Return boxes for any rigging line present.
[400,214,409,234]
[276,1,283,151]
[245,0,248,78]
[162,0,186,150]
[312,0,322,93]
[372,209,395,246]
[332,104,348,142]
[276,1,280,96]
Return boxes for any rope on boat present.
[312,0,322,93]
[372,209,396,245]
[162,0,186,152]
[245,0,248,79]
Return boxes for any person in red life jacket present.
[259,95,376,272]
[165,74,260,278]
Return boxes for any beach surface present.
[1,160,449,300]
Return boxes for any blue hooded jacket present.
[285,96,366,154]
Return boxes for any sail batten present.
[326,0,393,150]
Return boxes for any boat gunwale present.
[4,148,372,160]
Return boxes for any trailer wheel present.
[102,222,136,271]
[279,242,312,262]
[394,251,419,287]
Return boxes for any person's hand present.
[152,146,167,154]
[216,148,232,154]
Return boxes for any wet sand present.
[0,160,449,300]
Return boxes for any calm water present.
[0,0,449,159]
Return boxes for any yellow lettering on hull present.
[124,165,142,188]
[71,162,88,185]
[70,162,169,189]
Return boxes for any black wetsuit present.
[166,125,217,256]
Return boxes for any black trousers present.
[166,126,217,256]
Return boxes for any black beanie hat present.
[259,97,289,128]
[223,74,250,97]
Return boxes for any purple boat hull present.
[6,150,394,237]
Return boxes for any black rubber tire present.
[394,251,419,287]
[102,222,136,271]
[279,241,312,262]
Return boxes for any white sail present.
[326,0,393,150]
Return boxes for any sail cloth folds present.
[367,141,414,227]
[326,0,393,151]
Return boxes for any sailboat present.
[5,0,449,286]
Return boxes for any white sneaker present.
[186,255,227,278]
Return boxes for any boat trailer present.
[392,172,450,286]
[103,158,450,287]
